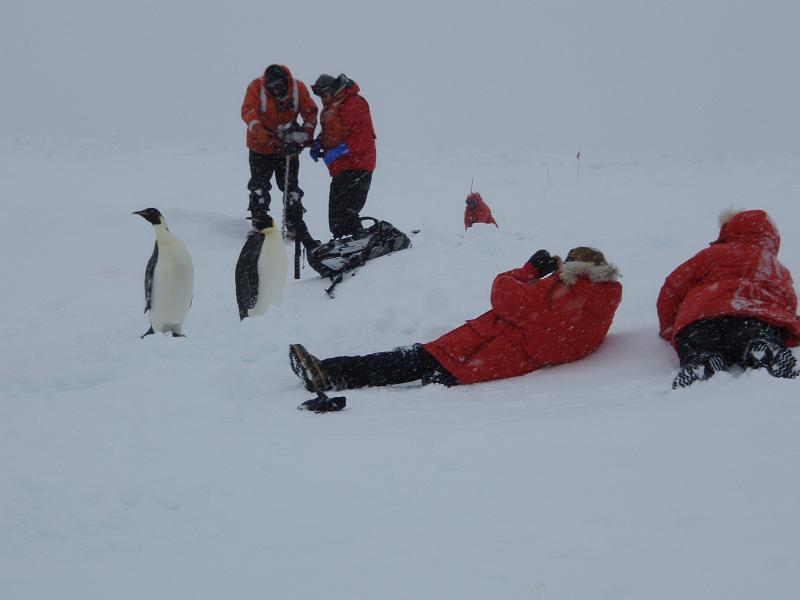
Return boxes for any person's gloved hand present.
[284,129,311,145]
[528,249,559,277]
[253,124,270,145]
[322,141,349,166]
[310,139,324,162]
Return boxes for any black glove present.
[528,249,558,277]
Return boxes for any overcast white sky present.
[2,0,798,156]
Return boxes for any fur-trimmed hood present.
[559,260,620,285]
[712,208,779,253]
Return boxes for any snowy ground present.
[2,139,800,599]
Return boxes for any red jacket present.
[319,80,376,177]
[241,65,318,155]
[657,209,800,346]
[424,260,622,384]
[464,193,498,229]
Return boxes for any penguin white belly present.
[250,228,287,317]
[150,239,194,332]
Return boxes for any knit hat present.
[311,73,337,96]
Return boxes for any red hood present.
[263,64,295,97]
[712,209,780,254]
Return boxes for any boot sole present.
[289,344,329,393]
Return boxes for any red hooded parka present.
[464,193,498,229]
[241,65,318,156]
[423,260,622,384]
[657,209,800,346]
[319,80,376,177]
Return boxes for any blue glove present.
[310,139,323,162]
[323,142,349,166]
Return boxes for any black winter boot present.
[743,339,799,379]
[289,344,331,393]
[248,191,272,230]
[673,352,727,389]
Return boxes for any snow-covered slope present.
[1,139,799,599]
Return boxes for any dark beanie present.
[312,73,337,95]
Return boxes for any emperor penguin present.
[235,215,288,320]
[133,208,194,338]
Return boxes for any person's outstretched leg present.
[323,343,456,390]
[289,343,457,392]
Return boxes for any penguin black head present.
[133,208,164,226]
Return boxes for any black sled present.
[306,217,412,297]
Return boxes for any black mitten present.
[528,249,558,277]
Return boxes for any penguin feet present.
[140,327,185,339]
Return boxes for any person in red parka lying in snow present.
[658,209,800,389]
[289,247,622,393]
[464,192,498,229]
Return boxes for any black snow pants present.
[329,170,373,238]
[321,343,458,390]
[247,150,313,245]
[675,317,787,368]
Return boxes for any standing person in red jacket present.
[288,247,622,393]
[241,64,319,249]
[309,73,377,238]
[658,209,800,388]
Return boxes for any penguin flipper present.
[235,232,265,319]
[144,242,158,312]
